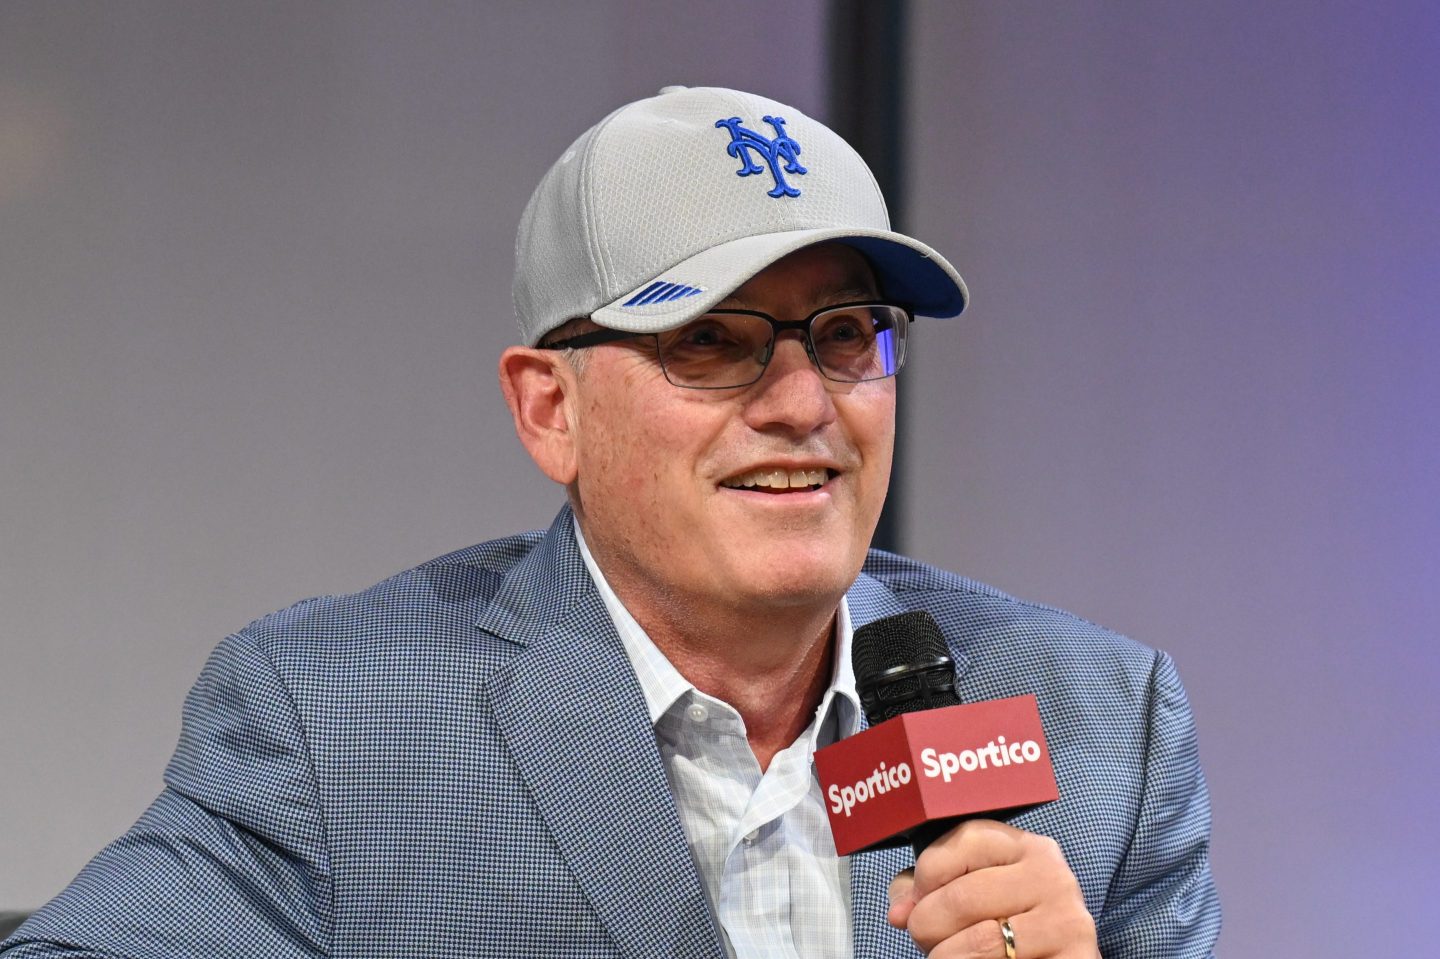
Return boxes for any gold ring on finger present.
[998,917,1017,959]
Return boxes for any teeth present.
[722,468,829,490]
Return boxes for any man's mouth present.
[720,468,835,493]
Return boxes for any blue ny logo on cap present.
[715,115,807,198]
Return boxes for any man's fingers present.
[886,867,916,928]
[905,863,1034,949]
[892,822,1097,957]
[926,909,1097,959]
[911,819,1032,899]
[924,915,1013,959]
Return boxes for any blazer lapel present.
[477,510,725,959]
[850,845,923,959]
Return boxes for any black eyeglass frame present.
[538,301,914,390]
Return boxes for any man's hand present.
[887,819,1099,958]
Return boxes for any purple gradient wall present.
[3,1,1435,954]
[905,3,1440,954]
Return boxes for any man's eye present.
[815,314,875,346]
[681,324,726,348]
[669,318,749,352]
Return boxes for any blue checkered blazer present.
[4,507,1218,958]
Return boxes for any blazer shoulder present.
[232,528,548,664]
[860,548,1158,675]
[862,547,1015,602]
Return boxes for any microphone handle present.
[908,817,954,857]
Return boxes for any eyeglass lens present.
[654,305,907,388]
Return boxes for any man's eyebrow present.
[825,286,884,304]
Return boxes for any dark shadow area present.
[827,0,911,553]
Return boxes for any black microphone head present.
[853,610,961,724]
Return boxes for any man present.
[3,87,1218,958]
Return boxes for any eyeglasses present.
[540,302,912,390]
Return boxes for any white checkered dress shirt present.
[575,522,862,959]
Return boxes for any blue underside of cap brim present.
[835,236,967,319]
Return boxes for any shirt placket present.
[724,716,830,958]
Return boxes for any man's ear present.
[497,346,580,485]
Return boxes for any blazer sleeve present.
[1,631,333,958]
[1096,650,1221,958]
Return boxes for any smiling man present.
[2,88,1219,959]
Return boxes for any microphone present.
[814,611,1059,857]
[853,611,965,854]
[852,610,963,720]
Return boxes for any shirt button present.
[686,703,709,723]
[743,829,759,845]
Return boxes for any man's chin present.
[720,550,863,610]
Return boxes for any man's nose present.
[742,335,837,435]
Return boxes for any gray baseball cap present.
[512,85,967,345]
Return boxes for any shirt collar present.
[573,516,861,741]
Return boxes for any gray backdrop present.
[3,2,1436,955]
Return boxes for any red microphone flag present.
[814,694,1059,855]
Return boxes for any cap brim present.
[590,228,968,334]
